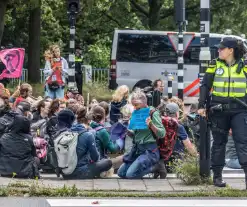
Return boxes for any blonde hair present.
[112,85,129,102]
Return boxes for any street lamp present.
[67,0,80,89]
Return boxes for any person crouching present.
[117,89,166,179]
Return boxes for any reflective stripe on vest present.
[212,61,247,98]
[75,57,82,62]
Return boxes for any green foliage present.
[172,153,212,185]
[84,38,111,68]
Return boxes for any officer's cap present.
[216,37,238,49]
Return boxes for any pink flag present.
[0,48,25,79]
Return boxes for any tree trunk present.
[0,0,8,46]
[148,0,162,30]
[28,1,41,83]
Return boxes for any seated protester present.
[46,99,64,141]
[226,129,241,169]
[165,103,197,160]
[31,100,50,138]
[99,101,111,131]
[32,99,50,123]
[120,103,135,154]
[181,103,200,148]
[15,101,33,120]
[0,87,11,118]
[0,115,40,179]
[66,103,80,115]
[64,88,79,101]
[75,94,84,106]
[13,83,32,108]
[117,89,166,179]
[110,85,129,124]
[61,108,112,179]
[90,106,120,159]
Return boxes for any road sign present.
[167,33,195,53]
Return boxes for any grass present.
[172,153,213,185]
[1,182,247,198]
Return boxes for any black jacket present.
[0,115,39,178]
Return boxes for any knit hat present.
[165,102,179,115]
[57,109,75,128]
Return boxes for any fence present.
[9,68,109,85]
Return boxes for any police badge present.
[215,68,224,75]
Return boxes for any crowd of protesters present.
[0,44,240,181]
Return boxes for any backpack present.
[94,126,107,159]
[54,129,86,175]
[33,137,48,160]
[31,119,47,138]
[150,109,178,161]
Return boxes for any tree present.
[0,0,9,45]
[28,0,41,83]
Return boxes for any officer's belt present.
[221,103,245,109]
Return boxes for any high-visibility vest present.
[47,60,64,85]
[75,57,82,62]
[206,59,247,98]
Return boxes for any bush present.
[83,82,113,103]
[172,153,212,185]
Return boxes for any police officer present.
[75,48,83,95]
[198,37,247,188]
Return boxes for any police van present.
[109,29,247,97]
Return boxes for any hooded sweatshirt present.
[90,121,119,159]
[71,123,99,169]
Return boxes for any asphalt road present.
[1,198,247,207]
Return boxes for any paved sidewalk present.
[0,173,246,192]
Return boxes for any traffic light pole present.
[68,12,76,89]
[174,0,186,101]
[199,0,211,178]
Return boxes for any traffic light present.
[67,0,80,14]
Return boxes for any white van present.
[109,30,247,97]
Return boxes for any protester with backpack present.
[163,103,198,172]
[90,106,121,159]
[54,109,113,179]
[117,89,166,179]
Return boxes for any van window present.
[184,37,221,64]
[116,33,177,63]
[116,34,222,65]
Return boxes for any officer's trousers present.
[75,74,83,95]
[210,110,247,172]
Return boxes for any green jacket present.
[90,122,119,158]
[132,107,166,145]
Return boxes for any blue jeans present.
[226,159,241,169]
[118,152,159,179]
[45,84,64,99]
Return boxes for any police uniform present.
[75,56,83,95]
[199,37,247,187]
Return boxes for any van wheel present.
[132,80,152,91]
